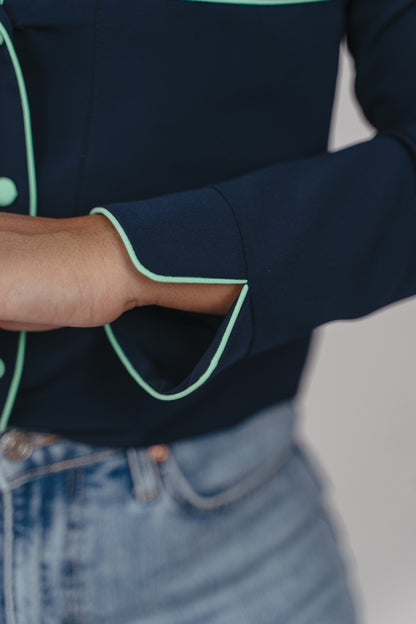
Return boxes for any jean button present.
[0,430,34,461]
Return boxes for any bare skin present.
[0,212,243,332]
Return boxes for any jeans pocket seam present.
[158,442,295,514]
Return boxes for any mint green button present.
[0,358,5,380]
[0,177,18,207]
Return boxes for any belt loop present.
[126,447,163,503]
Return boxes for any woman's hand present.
[0,212,156,332]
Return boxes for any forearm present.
[0,212,145,330]
[0,212,242,333]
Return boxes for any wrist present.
[80,214,157,312]
[77,214,242,316]
[152,281,243,316]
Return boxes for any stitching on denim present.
[127,449,162,502]
[159,442,294,514]
[126,449,139,499]
[137,449,162,501]
[7,449,120,491]
[74,468,85,624]
[63,470,74,621]
[127,449,146,501]
[63,467,86,623]
[0,471,16,624]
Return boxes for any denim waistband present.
[0,398,298,494]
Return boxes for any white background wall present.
[297,39,416,624]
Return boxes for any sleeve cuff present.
[89,185,252,400]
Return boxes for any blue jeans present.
[0,399,359,624]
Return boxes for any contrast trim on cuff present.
[102,284,249,401]
[88,205,250,400]
[89,207,247,284]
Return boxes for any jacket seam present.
[209,184,255,355]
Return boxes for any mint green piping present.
[104,284,249,400]
[0,333,27,432]
[90,207,247,284]
[0,25,37,218]
[0,21,38,433]
[179,0,330,4]
[88,207,249,399]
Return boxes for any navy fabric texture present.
[0,0,415,446]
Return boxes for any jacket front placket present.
[0,2,38,433]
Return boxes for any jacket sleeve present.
[90,0,416,400]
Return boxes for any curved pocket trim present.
[158,441,295,513]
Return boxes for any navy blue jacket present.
[0,0,415,447]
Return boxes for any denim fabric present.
[0,399,359,624]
